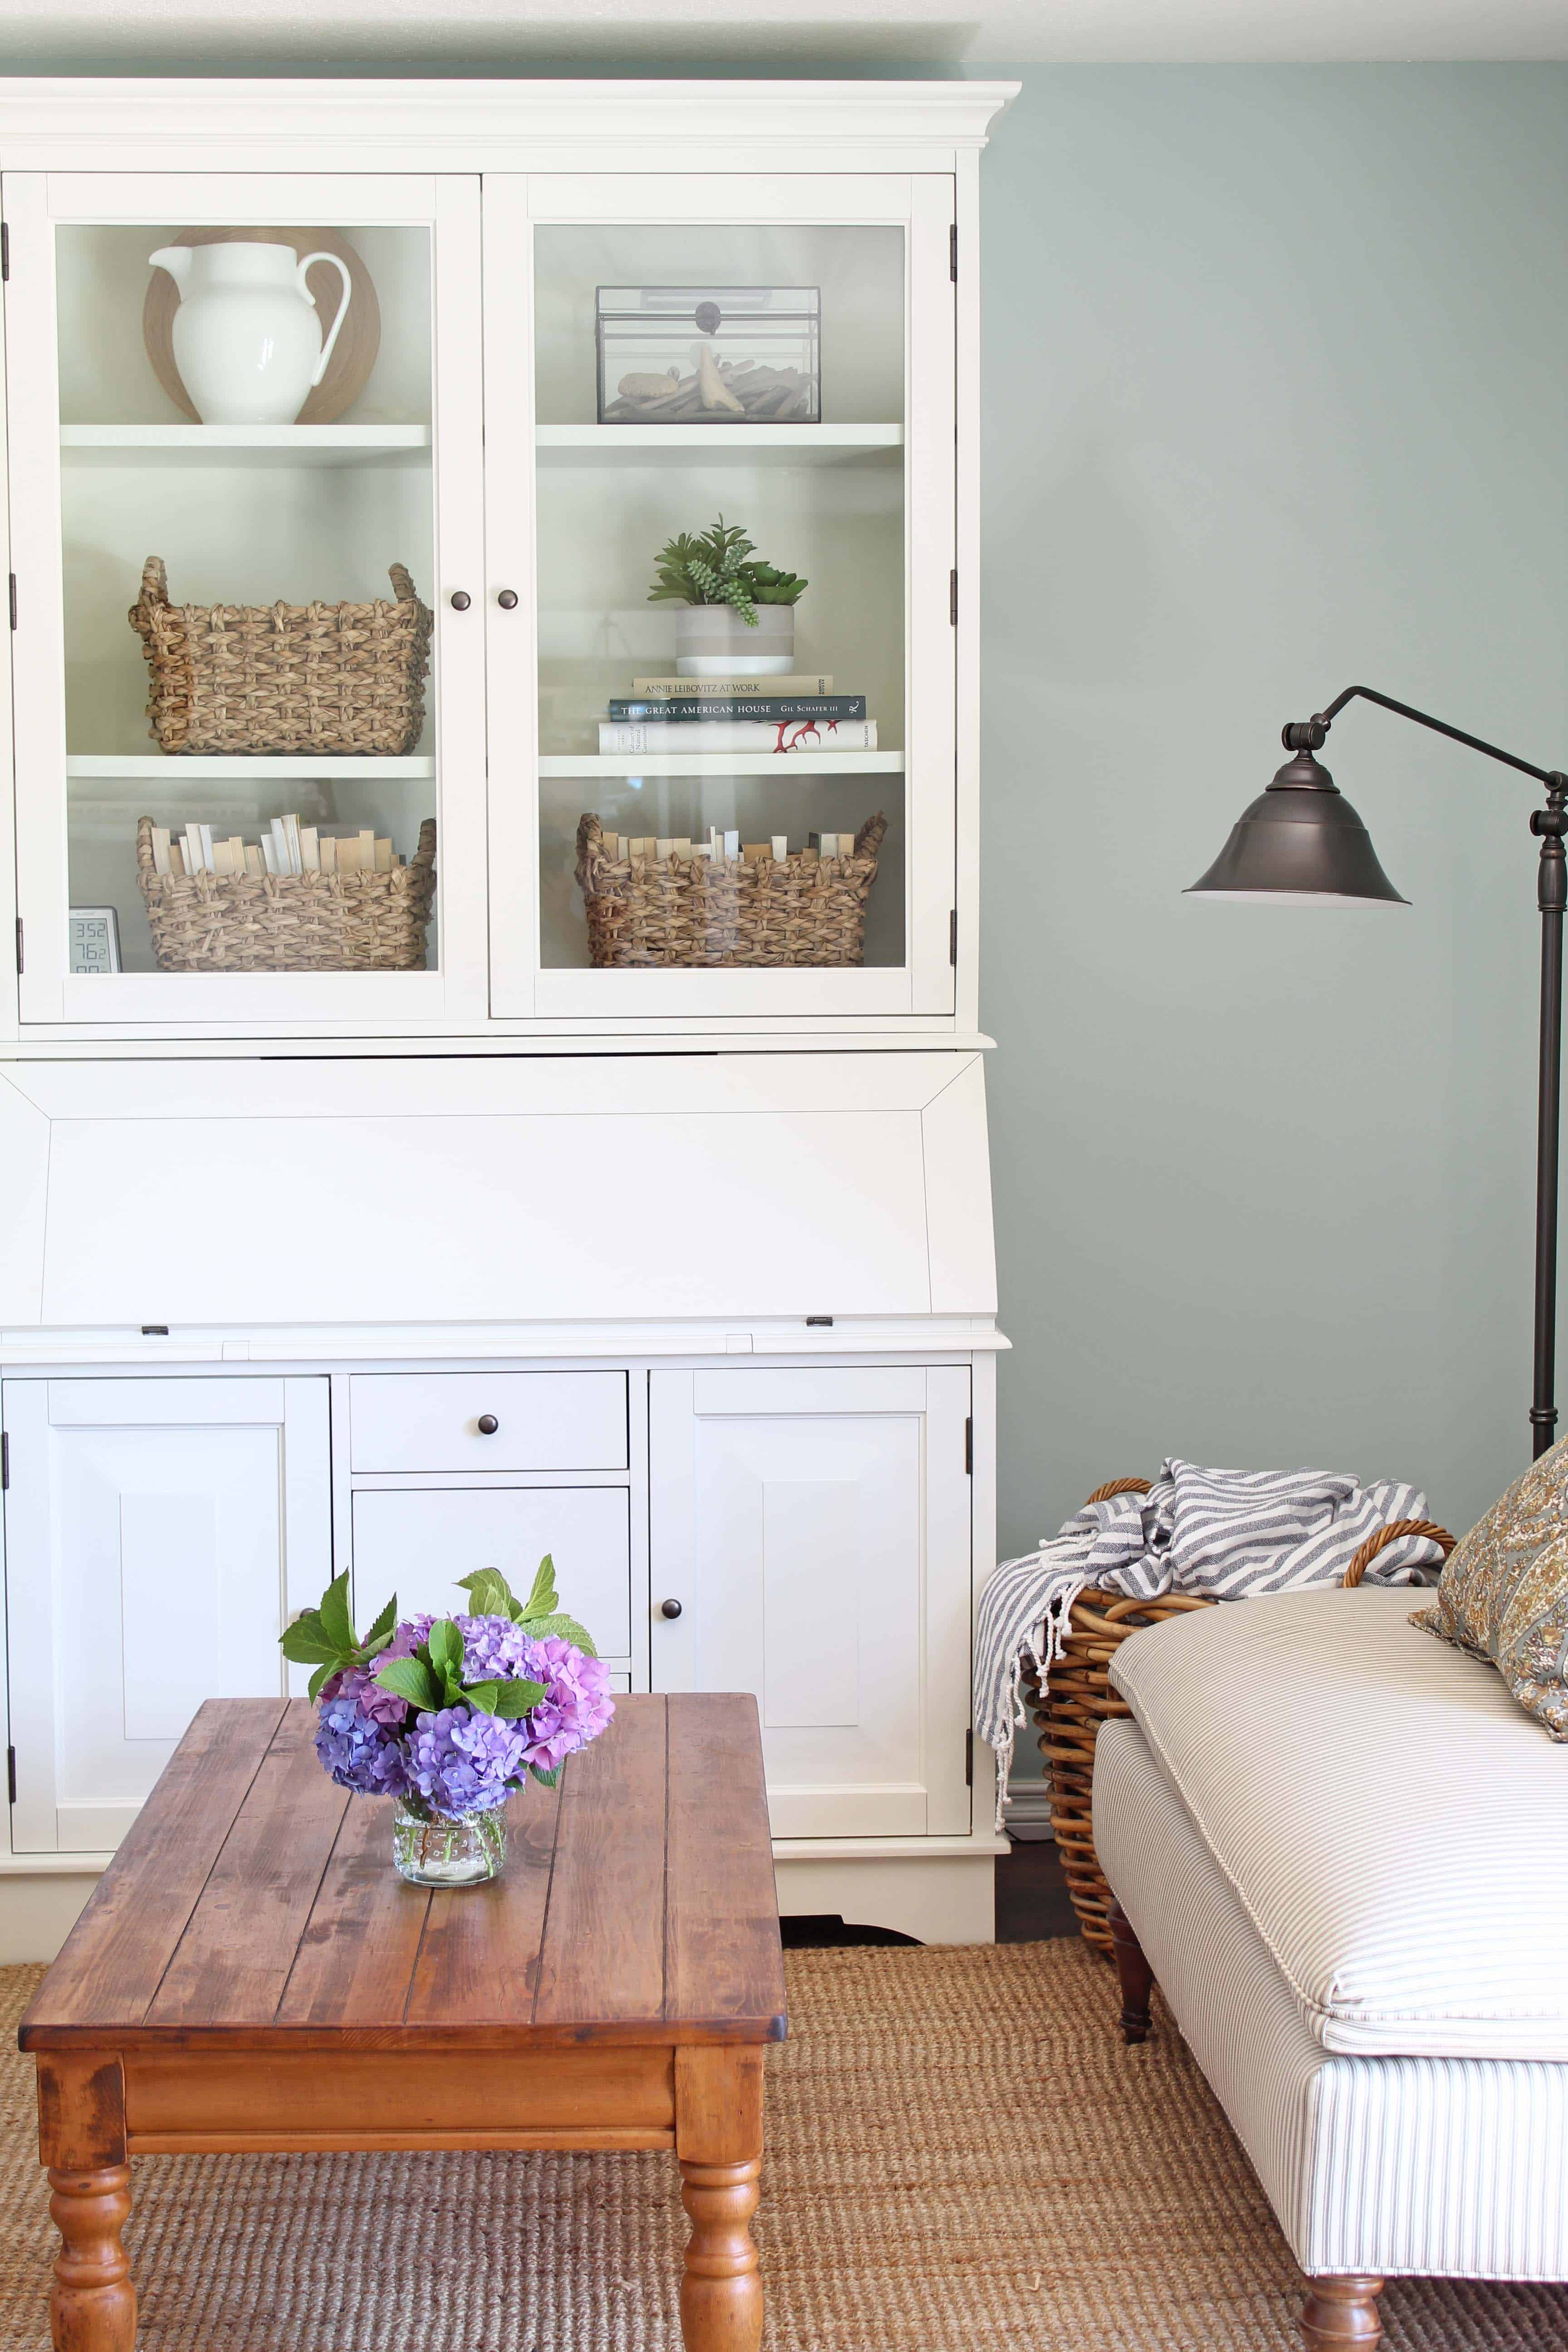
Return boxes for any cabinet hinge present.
[1,222,9,283]
[1,1429,8,1488]
[965,1729,974,1787]
[8,573,15,632]
[5,1746,15,1807]
[14,916,21,975]
[949,221,958,282]
[949,568,957,627]
[949,909,958,966]
[964,1416,973,1475]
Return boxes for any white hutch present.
[0,77,1015,1959]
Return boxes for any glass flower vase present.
[392,1795,507,1887]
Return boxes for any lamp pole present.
[1189,683,1568,1460]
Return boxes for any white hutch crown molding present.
[0,76,1014,1960]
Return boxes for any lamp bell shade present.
[1186,748,1408,905]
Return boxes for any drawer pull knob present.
[496,588,519,610]
[476,1413,500,1435]
[449,589,472,611]
[659,1597,684,1620]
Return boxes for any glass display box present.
[596,285,821,424]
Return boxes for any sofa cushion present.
[1412,1431,1568,1738]
[1108,1587,1568,2058]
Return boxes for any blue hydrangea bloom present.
[407,1704,529,1818]
[314,1685,408,1797]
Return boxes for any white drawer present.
[351,1485,632,1659]
[348,1372,627,1473]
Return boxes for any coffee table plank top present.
[20,1692,786,2055]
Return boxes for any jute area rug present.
[2,1943,1562,2350]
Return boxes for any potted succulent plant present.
[647,516,808,676]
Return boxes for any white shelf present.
[538,752,903,779]
[60,425,431,469]
[535,424,902,468]
[67,755,435,779]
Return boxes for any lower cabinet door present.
[649,1367,972,1839]
[350,1486,633,1664]
[2,1376,331,1854]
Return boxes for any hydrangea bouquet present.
[280,1556,614,1886]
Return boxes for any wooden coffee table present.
[20,1692,786,2352]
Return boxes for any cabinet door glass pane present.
[533,223,906,978]
[55,222,440,978]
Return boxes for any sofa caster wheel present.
[1109,1901,1153,2044]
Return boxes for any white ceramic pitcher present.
[149,241,353,426]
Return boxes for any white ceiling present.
[4,0,1568,70]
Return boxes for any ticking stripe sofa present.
[1092,1586,1568,2349]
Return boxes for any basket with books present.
[574,813,886,969]
[135,814,437,974]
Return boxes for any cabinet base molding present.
[5,1848,1003,1959]
[0,1861,106,1964]
[774,1851,998,1946]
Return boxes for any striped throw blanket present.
[975,1460,1446,1829]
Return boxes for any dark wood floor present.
[782,1834,1078,1948]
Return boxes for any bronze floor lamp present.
[1189,684,1567,1460]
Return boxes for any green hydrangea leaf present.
[529,1763,560,1789]
[426,1618,463,1679]
[519,1612,598,1660]
[463,1678,503,1715]
[363,1594,398,1653]
[374,1656,441,1712]
[491,1676,549,1720]
[279,1611,343,1666]
[519,1554,558,1621]
[318,1572,356,1658]
[306,1659,338,1704]
[457,1567,514,1621]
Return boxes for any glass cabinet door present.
[485,173,957,1022]
[5,173,484,1027]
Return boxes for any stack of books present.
[147,817,406,880]
[597,675,877,756]
[593,825,867,864]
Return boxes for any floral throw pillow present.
[1412,1432,1568,1737]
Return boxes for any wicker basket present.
[574,813,887,968]
[129,557,432,757]
[135,816,437,973]
[1019,1477,1459,1956]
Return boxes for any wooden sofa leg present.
[1108,1901,1153,2043]
[1299,2275,1385,2350]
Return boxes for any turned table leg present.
[675,2046,764,2352]
[1109,1901,1154,2044]
[35,2055,136,2352]
[1300,2274,1385,2350]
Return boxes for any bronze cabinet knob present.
[449,589,472,611]
[476,1413,499,1435]
[659,1598,683,1620]
[496,588,519,610]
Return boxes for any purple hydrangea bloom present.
[331,1662,410,1728]
[513,1637,616,1774]
[377,1613,435,1665]
[314,1684,408,1797]
[407,1704,529,1818]
[454,1611,540,1684]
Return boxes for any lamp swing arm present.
[1285,685,1563,794]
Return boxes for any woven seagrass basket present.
[135,816,437,974]
[575,813,887,968]
[1018,1476,1458,1956]
[129,557,432,758]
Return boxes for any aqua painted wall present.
[977,65,1568,1558]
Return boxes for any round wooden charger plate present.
[142,225,382,426]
